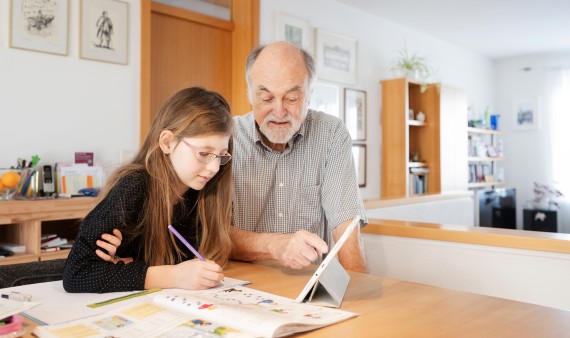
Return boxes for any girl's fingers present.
[112,228,123,241]
[96,249,112,261]
[100,233,121,247]
[96,240,116,256]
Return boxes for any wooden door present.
[140,0,259,142]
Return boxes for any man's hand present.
[269,230,329,269]
[230,227,329,270]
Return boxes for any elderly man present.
[231,41,368,272]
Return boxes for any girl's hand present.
[96,229,132,264]
[171,259,224,290]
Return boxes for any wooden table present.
[224,261,570,337]
[22,261,570,337]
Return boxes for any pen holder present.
[0,315,25,337]
[14,168,40,200]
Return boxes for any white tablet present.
[295,215,361,306]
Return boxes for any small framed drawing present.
[309,82,341,119]
[277,12,311,51]
[315,29,357,84]
[352,145,366,188]
[344,88,367,141]
[513,98,538,130]
[9,0,69,55]
[80,0,129,65]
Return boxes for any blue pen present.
[168,225,205,261]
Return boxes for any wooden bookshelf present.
[0,198,97,265]
[381,78,467,198]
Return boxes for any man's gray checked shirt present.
[232,109,367,245]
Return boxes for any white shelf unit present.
[467,127,505,189]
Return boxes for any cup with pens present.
[13,168,40,200]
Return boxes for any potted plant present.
[390,45,438,93]
[532,182,564,210]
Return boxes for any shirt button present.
[278,212,283,217]
[279,183,284,187]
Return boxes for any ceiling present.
[335,0,570,59]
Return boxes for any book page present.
[153,286,357,337]
[33,299,257,338]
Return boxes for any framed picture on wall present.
[344,88,367,141]
[9,0,69,55]
[277,12,311,51]
[352,144,366,187]
[309,82,341,119]
[80,0,129,65]
[315,29,357,84]
[513,98,538,131]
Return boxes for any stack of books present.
[41,234,73,252]
[0,242,26,254]
[409,167,429,195]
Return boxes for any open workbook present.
[33,285,357,338]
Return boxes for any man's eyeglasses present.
[179,139,232,165]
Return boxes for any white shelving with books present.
[467,127,505,188]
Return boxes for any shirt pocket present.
[295,185,322,231]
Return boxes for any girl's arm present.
[96,229,224,290]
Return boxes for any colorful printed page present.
[153,286,358,337]
[32,298,257,338]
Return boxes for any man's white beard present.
[259,113,301,144]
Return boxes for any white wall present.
[0,1,140,175]
[1,0,494,200]
[367,196,474,226]
[495,52,570,229]
[259,0,495,200]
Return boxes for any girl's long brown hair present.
[100,87,233,267]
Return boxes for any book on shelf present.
[409,167,429,195]
[468,163,492,183]
[41,237,68,249]
[33,285,357,338]
[41,247,61,253]
[0,242,26,253]
[41,234,58,241]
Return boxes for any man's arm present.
[230,226,329,270]
[333,219,368,273]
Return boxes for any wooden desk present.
[22,261,570,337]
[226,261,570,337]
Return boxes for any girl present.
[63,87,234,293]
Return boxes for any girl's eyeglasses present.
[179,139,232,165]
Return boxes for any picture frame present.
[9,0,69,55]
[513,98,538,131]
[309,82,341,119]
[80,0,129,65]
[344,88,367,141]
[315,29,357,84]
[352,145,366,188]
[277,12,311,51]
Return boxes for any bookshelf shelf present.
[0,198,96,265]
[468,156,505,162]
[467,127,504,135]
[408,161,427,168]
[408,120,426,126]
[467,181,506,189]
